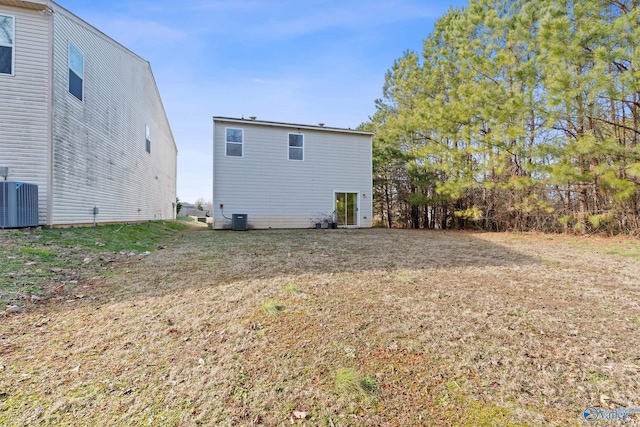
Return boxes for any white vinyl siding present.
[50,7,177,224]
[0,6,51,224]
[288,133,303,161]
[213,120,372,229]
[0,14,14,75]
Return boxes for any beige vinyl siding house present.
[212,117,373,229]
[0,0,177,226]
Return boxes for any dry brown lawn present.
[1,227,639,426]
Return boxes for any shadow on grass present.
[35,228,539,312]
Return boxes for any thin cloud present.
[273,4,443,35]
[99,19,187,47]
[184,0,265,12]
[178,0,452,40]
[218,1,450,39]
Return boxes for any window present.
[288,133,303,161]
[68,43,84,101]
[145,125,151,153]
[0,15,14,75]
[225,128,243,157]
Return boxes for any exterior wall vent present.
[0,182,39,228]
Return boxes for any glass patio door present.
[335,192,358,226]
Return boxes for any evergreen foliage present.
[366,0,640,234]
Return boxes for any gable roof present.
[213,116,373,136]
[0,0,178,155]
[49,2,178,154]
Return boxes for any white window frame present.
[333,191,360,227]
[145,124,151,153]
[0,14,15,76]
[68,42,84,102]
[225,127,244,158]
[288,133,304,161]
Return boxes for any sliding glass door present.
[335,192,358,226]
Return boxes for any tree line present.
[361,0,640,234]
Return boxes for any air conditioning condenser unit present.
[0,182,39,228]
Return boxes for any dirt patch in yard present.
[0,221,192,306]
[1,228,639,425]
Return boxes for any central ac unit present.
[0,182,39,228]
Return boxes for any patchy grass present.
[0,221,191,305]
[438,380,531,427]
[604,245,640,260]
[0,229,639,425]
[284,283,301,294]
[335,367,377,397]
[20,247,58,260]
[261,299,285,315]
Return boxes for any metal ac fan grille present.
[0,182,7,226]
[0,182,39,228]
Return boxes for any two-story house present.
[212,116,373,229]
[0,0,177,226]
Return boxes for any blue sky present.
[55,0,469,204]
